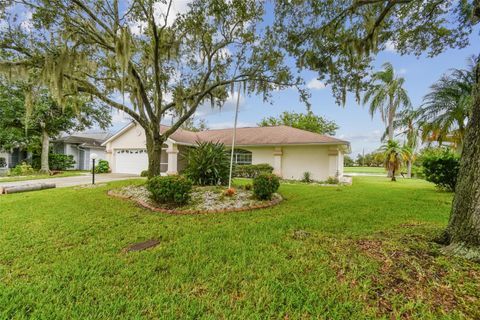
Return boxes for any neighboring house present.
[0,148,29,169]
[52,132,111,170]
[103,122,350,180]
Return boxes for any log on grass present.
[2,183,56,194]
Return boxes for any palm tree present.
[363,62,412,141]
[382,108,421,178]
[380,140,411,182]
[417,59,475,152]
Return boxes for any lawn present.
[0,177,479,319]
[0,171,87,183]
[344,166,386,174]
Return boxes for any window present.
[233,149,252,165]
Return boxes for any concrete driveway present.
[0,173,142,189]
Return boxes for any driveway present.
[0,173,142,189]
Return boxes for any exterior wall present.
[243,146,275,166]
[282,145,331,180]
[85,149,107,170]
[65,144,80,170]
[105,123,147,173]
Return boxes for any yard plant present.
[422,150,460,191]
[94,160,110,174]
[146,175,193,206]
[233,163,273,178]
[184,141,230,186]
[253,173,280,200]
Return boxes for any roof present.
[55,131,113,147]
[194,125,349,146]
[104,122,349,147]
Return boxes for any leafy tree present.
[417,59,476,152]
[183,141,230,186]
[380,140,411,182]
[363,62,411,141]
[274,0,480,260]
[344,155,354,167]
[0,0,304,177]
[0,83,111,173]
[181,118,209,132]
[258,111,339,135]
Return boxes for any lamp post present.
[90,153,98,185]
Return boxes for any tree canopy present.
[0,0,305,176]
[258,111,339,135]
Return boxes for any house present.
[52,132,111,170]
[0,148,29,170]
[103,122,350,180]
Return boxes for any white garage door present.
[115,149,148,174]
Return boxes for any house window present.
[233,149,252,165]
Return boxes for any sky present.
[3,1,479,157]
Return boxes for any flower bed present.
[108,185,282,214]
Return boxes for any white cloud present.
[194,91,246,117]
[110,110,131,124]
[306,78,326,90]
[129,0,191,35]
[384,40,397,53]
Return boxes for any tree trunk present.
[391,168,396,181]
[39,127,50,174]
[146,131,165,178]
[387,101,394,177]
[407,160,412,178]
[437,63,480,261]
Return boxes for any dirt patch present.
[355,236,461,318]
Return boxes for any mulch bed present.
[108,186,282,215]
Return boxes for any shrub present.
[140,170,149,177]
[325,176,339,184]
[302,171,312,183]
[253,173,280,200]
[49,154,76,170]
[94,159,110,173]
[233,163,274,178]
[244,183,252,191]
[146,175,193,205]
[0,157,6,168]
[422,150,460,191]
[184,141,230,186]
[10,162,35,176]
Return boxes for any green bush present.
[140,170,149,177]
[325,176,339,184]
[146,175,193,205]
[302,171,312,183]
[94,159,110,173]
[0,157,6,168]
[422,150,460,191]
[233,163,274,178]
[184,141,230,186]
[49,154,75,170]
[253,173,280,200]
[10,162,35,176]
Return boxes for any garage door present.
[115,149,148,174]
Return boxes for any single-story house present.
[0,148,29,170]
[52,132,111,170]
[103,122,350,180]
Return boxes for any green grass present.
[0,171,87,183]
[1,177,479,319]
[344,166,386,174]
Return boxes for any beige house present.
[102,122,350,180]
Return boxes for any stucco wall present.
[281,145,332,180]
[242,146,276,166]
